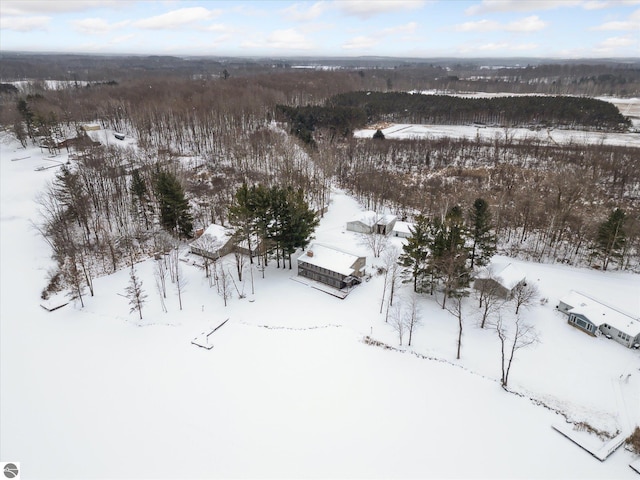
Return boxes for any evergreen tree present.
[17,98,35,139]
[433,206,471,309]
[125,266,147,320]
[596,208,626,271]
[250,184,272,267]
[229,184,318,270]
[281,187,318,269]
[131,169,152,230]
[228,183,256,263]
[373,129,385,140]
[399,214,430,292]
[154,170,193,238]
[468,198,496,269]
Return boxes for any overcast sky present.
[1,0,638,58]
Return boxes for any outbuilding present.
[473,263,526,299]
[189,224,235,260]
[392,221,414,238]
[346,211,397,235]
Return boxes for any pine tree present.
[469,198,496,269]
[131,169,152,230]
[229,183,256,263]
[434,206,471,309]
[399,214,430,292]
[281,187,318,269]
[125,266,147,320]
[154,170,193,238]
[596,208,626,271]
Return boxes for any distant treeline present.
[278,92,631,144]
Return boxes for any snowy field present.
[355,92,640,143]
[1,130,639,478]
[354,122,640,147]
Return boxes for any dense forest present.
[0,55,638,299]
[279,93,630,146]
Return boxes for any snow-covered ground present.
[355,123,640,147]
[357,91,640,140]
[1,130,639,478]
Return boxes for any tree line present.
[326,92,630,130]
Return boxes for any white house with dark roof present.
[558,290,640,348]
[297,243,366,291]
[473,263,526,299]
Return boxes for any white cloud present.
[382,22,418,35]
[0,1,119,15]
[465,1,581,15]
[342,35,378,50]
[454,15,546,32]
[203,24,239,34]
[336,0,426,19]
[109,33,136,45]
[465,0,640,15]
[0,15,49,32]
[593,8,640,30]
[455,19,500,32]
[133,7,220,30]
[281,1,328,21]
[510,42,539,50]
[71,18,130,35]
[583,1,609,9]
[264,29,314,50]
[507,15,547,32]
[598,34,636,48]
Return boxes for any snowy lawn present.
[1,131,639,478]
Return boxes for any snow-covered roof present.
[376,214,397,226]
[190,224,233,251]
[561,291,640,337]
[297,243,364,276]
[348,211,396,226]
[478,263,526,290]
[393,221,414,235]
[349,210,377,225]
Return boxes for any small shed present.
[392,221,414,238]
[473,263,526,299]
[297,244,366,290]
[347,211,397,235]
[189,224,234,260]
[346,211,377,234]
[375,214,397,235]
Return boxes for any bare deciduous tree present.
[404,293,422,347]
[384,260,401,323]
[379,246,400,314]
[491,314,538,389]
[360,229,389,258]
[217,263,232,307]
[445,293,467,360]
[475,269,505,328]
[388,302,405,346]
[511,282,538,315]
